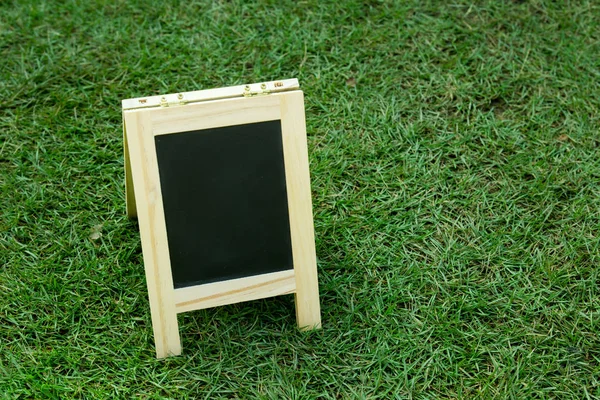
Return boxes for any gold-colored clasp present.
[243,83,271,97]
[160,94,187,107]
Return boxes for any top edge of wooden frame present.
[122,78,299,111]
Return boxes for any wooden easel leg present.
[294,263,322,330]
[279,91,322,330]
[148,299,181,359]
[123,119,137,219]
[124,111,181,358]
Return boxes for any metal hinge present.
[243,83,274,97]
[159,93,188,107]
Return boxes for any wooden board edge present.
[122,78,299,110]
[150,92,282,136]
[174,270,296,314]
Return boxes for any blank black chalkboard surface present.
[155,120,293,288]
[122,79,321,358]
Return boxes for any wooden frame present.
[122,80,321,358]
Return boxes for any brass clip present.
[160,94,187,107]
[243,83,271,97]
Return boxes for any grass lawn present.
[2,0,600,398]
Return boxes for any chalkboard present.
[123,80,321,358]
[154,120,294,288]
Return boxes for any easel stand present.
[122,79,321,358]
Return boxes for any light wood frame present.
[122,81,321,358]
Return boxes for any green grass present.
[2,0,600,398]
